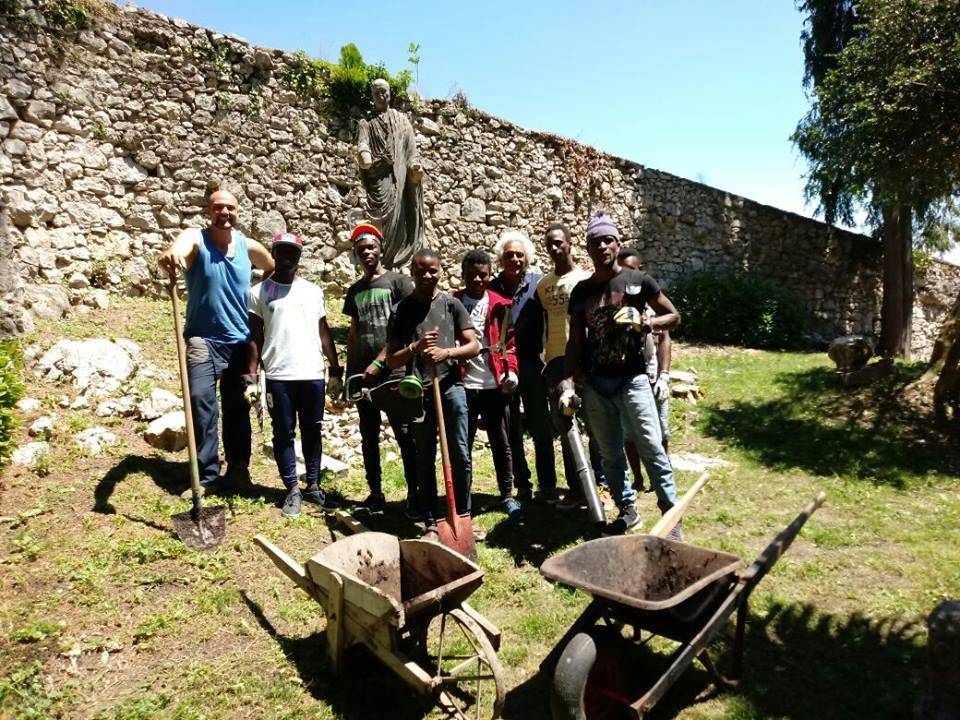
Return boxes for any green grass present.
[2,298,957,719]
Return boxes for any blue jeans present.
[185,338,251,486]
[413,379,471,525]
[266,378,325,489]
[583,373,677,511]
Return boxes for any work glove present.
[327,374,344,400]
[501,371,518,394]
[241,373,260,406]
[613,306,648,333]
[558,379,580,417]
[653,372,670,402]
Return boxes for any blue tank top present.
[184,228,252,343]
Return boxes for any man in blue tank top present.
[158,190,274,495]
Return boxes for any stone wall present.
[1,1,958,356]
[914,260,960,360]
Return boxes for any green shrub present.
[282,43,413,114]
[0,340,24,467]
[668,273,806,349]
[42,0,90,32]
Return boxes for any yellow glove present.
[241,373,260,406]
[613,306,647,333]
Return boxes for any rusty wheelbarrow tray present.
[540,491,826,719]
[254,514,505,719]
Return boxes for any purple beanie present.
[586,214,620,240]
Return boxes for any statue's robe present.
[357,108,425,268]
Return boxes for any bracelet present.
[372,359,385,370]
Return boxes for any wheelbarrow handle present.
[740,491,826,593]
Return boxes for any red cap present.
[272,233,304,251]
[350,222,383,245]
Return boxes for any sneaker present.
[602,504,641,536]
[302,486,340,510]
[355,493,386,514]
[515,486,533,503]
[557,492,587,511]
[281,490,302,517]
[404,498,423,521]
[503,497,522,518]
[422,525,440,542]
[666,521,684,543]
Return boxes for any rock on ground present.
[16,398,41,412]
[136,388,180,420]
[28,415,55,439]
[74,427,119,455]
[143,411,187,452]
[12,441,49,468]
[37,339,140,399]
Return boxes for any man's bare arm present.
[248,313,265,375]
[564,312,586,380]
[318,317,341,375]
[658,329,672,375]
[647,292,680,332]
[158,229,200,276]
[247,239,276,274]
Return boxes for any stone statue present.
[356,79,425,269]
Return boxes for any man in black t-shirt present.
[386,248,482,537]
[564,214,681,536]
[343,223,419,516]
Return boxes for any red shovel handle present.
[432,375,461,537]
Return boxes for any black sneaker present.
[603,504,641,536]
[515,486,533,503]
[355,492,386,514]
[180,479,226,499]
[281,490,302,517]
[225,466,254,494]
[303,486,340,510]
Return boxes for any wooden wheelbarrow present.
[540,490,827,719]
[254,514,505,719]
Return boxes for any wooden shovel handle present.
[168,274,202,504]
[432,375,460,535]
[649,472,709,538]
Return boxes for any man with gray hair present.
[489,230,559,505]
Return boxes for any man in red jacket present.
[455,249,522,518]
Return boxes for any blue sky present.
[132,1,960,263]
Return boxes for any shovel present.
[167,275,226,550]
[431,375,477,560]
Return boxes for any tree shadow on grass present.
[701,364,960,487]
[241,592,434,720]
[504,600,925,719]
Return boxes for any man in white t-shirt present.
[247,233,344,517]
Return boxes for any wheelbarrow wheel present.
[550,628,630,720]
[423,608,505,719]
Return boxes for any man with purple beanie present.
[562,214,682,536]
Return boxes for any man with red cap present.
[343,222,420,516]
[247,233,343,517]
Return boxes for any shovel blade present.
[437,513,477,560]
[172,505,226,550]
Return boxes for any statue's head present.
[371,79,390,112]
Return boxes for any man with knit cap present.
[563,214,682,536]
[343,222,419,516]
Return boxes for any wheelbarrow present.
[254,516,505,719]
[539,491,826,719]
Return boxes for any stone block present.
[0,95,17,121]
[64,142,108,170]
[24,100,55,125]
[144,411,187,452]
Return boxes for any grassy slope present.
[1,297,957,719]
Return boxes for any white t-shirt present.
[249,277,327,381]
[460,292,497,390]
